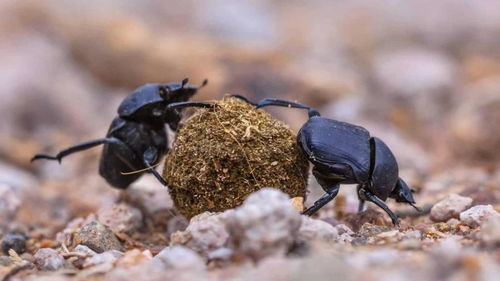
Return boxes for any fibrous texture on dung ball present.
[163,97,309,218]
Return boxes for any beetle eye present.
[159,87,170,99]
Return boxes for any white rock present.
[152,245,206,271]
[170,212,229,257]
[430,194,473,222]
[33,248,65,271]
[402,230,422,240]
[83,250,123,268]
[298,217,338,242]
[0,184,20,221]
[125,178,175,214]
[207,247,233,261]
[479,215,500,247]
[74,245,97,257]
[226,188,301,261]
[460,205,498,227]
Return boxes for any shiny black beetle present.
[220,95,419,227]
[31,78,207,189]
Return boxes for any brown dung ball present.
[163,97,309,218]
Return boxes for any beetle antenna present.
[410,203,422,212]
[181,78,189,88]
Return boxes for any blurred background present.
[1,0,500,234]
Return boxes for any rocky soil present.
[1,0,500,280]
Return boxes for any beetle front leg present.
[167,101,217,110]
[302,173,340,216]
[302,184,340,216]
[143,147,168,186]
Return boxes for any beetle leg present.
[231,95,321,118]
[357,185,366,212]
[143,147,168,186]
[358,200,365,212]
[167,101,217,110]
[31,138,118,163]
[230,94,258,106]
[360,189,400,228]
[302,184,340,216]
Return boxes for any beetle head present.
[389,178,420,211]
[159,78,208,104]
[118,79,207,126]
[160,79,208,130]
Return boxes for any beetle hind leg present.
[31,138,118,163]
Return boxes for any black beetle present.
[174,95,418,227]
[31,78,207,189]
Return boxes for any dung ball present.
[163,97,309,218]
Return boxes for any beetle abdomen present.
[298,117,371,183]
[98,139,143,189]
[370,137,399,200]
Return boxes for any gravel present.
[33,248,65,271]
[72,220,123,253]
[97,202,143,234]
[170,212,229,257]
[479,215,500,247]
[459,205,499,227]
[1,233,27,254]
[152,246,206,271]
[430,194,473,222]
[298,216,338,242]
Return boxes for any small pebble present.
[479,215,500,247]
[459,205,498,227]
[337,233,354,243]
[402,230,422,240]
[170,212,229,257]
[446,218,461,228]
[74,244,97,257]
[97,202,143,234]
[83,250,123,268]
[430,194,473,222]
[1,233,27,254]
[434,222,451,232]
[115,249,152,267]
[33,248,65,271]
[298,216,338,242]
[73,220,123,253]
[153,245,206,271]
[334,224,354,236]
[0,184,21,221]
[207,247,233,261]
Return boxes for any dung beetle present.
[31,78,207,189]
[224,95,419,227]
